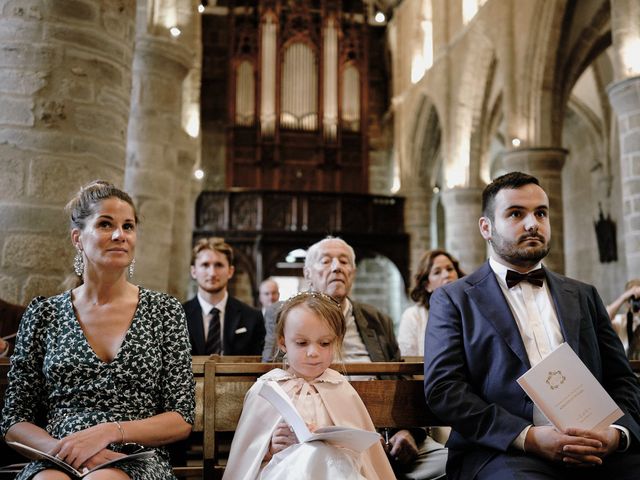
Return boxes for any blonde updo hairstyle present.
[65,180,139,231]
[276,291,346,359]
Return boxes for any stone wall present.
[351,255,409,332]
[0,0,135,304]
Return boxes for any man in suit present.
[183,237,265,356]
[258,277,279,315]
[263,236,447,479]
[424,171,640,479]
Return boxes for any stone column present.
[403,184,433,278]
[607,0,640,280]
[501,147,568,273]
[440,187,485,272]
[168,140,199,301]
[609,0,640,81]
[125,35,192,292]
[0,1,135,303]
[608,78,640,275]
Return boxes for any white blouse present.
[398,304,429,357]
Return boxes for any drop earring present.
[128,259,135,278]
[73,249,84,277]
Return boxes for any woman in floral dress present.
[1,181,195,480]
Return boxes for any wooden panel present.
[262,193,296,231]
[341,196,369,233]
[372,196,403,233]
[350,379,437,428]
[305,195,338,232]
[232,163,259,189]
[196,193,227,231]
[230,194,260,230]
[213,361,424,376]
[214,380,254,431]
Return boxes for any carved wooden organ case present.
[227,0,369,193]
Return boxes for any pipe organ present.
[226,0,369,192]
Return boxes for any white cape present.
[222,368,395,480]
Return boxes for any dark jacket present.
[183,296,265,356]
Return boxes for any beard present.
[489,231,550,268]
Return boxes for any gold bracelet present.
[113,421,125,444]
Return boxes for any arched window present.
[281,42,318,131]
[235,61,255,126]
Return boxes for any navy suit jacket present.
[183,296,265,356]
[424,261,640,479]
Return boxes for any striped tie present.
[205,307,221,355]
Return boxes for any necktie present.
[205,307,221,355]
[505,268,545,288]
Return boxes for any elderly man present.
[263,236,447,480]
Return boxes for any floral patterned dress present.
[0,288,195,480]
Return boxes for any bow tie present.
[505,268,545,288]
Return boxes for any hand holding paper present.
[258,380,380,453]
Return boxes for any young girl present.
[223,291,395,480]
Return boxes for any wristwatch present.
[618,428,630,451]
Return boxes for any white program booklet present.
[517,342,623,432]
[258,380,381,453]
[7,441,154,478]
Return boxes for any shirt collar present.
[342,297,353,319]
[273,367,343,385]
[197,291,228,315]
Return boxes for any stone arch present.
[519,1,567,146]
[481,92,504,181]
[553,1,611,145]
[561,46,621,302]
[409,94,442,184]
[404,94,443,274]
[447,26,497,188]
[520,0,610,146]
[469,55,499,186]
[351,251,408,327]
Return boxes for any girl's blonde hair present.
[276,291,346,354]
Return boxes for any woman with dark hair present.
[398,250,464,357]
[1,180,194,480]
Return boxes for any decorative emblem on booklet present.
[545,370,566,390]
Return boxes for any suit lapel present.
[545,269,581,354]
[186,298,206,354]
[466,263,531,369]
[223,296,240,352]
[351,302,386,362]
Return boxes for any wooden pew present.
[172,355,208,479]
[205,361,439,480]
